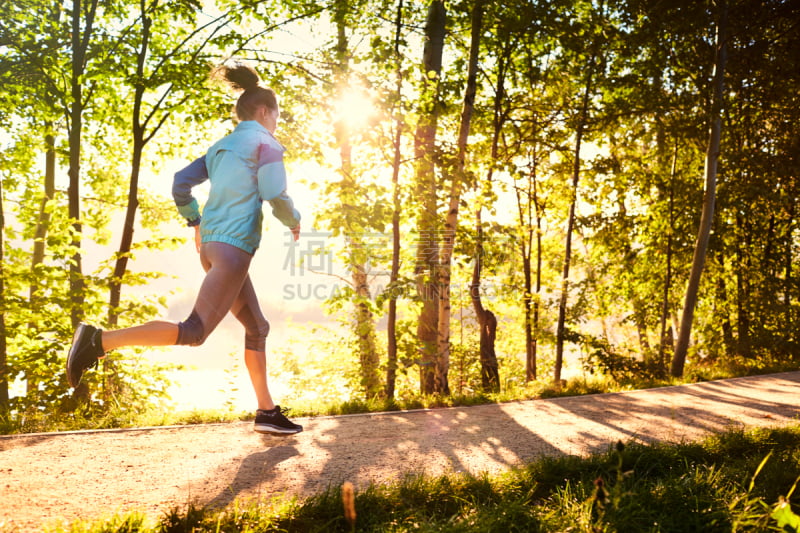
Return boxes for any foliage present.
[579,332,664,382]
[2,0,799,425]
[0,0,247,417]
[0,181,177,418]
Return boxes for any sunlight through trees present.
[1,0,798,418]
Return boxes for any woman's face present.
[258,105,280,133]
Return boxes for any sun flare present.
[332,86,376,131]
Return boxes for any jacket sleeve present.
[256,142,301,228]
[172,156,208,226]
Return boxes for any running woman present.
[66,61,303,435]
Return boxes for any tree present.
[672,1,728,377]
[0,0,222,413]
[470,214,499,391]
[513,155,552,383]
[433,0,484,394]
[107,0,239,328]
[385,0,406,399]
[413,0,446,394]
[469,4,519,390]
[66,0,102,328]
[554,0,606,384]
[0,174,7,408]
[707,0,800,361]
[500,3,563,382]
[657,141,680,371]
[330,0,384,399]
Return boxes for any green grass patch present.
[0,406,256,435]
[43,425,800,532]
[2,366,797,435]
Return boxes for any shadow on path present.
[539,372,800,448]
[190,372,800,510]
[205,440,299,509]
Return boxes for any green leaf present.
[772,498,800,533]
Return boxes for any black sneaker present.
[66,323,105,388]
[254,406,303,435]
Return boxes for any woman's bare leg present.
[230,274,274,410]
[99,243,251,354]
[101,321,179,352]
[244,348,275,411]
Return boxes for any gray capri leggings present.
[176,241,270,351]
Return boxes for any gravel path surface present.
[2,371,800,531]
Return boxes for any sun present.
[332,85,376,131]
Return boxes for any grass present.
[2,359,797,435]
[44,425,800,532]
[0,406,254,435]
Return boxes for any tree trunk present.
[657,140,678,373]
[471,211,499,392]
[734,215,752,357]
[108,7,150,328]
[25,128,57,395]
[413,0,446,395]
[532,202,542,380]
[353,266,381,398]
[385,0,404,400]
[67,0,99,328]
[435,0,484,395]
[522,251,534,380]
[633,299,651,356]
[332,3,382,399]
[785,201,794,335]
[30,129,56,305]
[554,47,598,384]
[471,29,508,390]
[0,174,8,408]
[671,2,728,377]
[515,156,543,382]
[108,139,142,327]
[716,252,735,356]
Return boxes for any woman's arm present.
[256,142,301,231]
[172,155,208,226]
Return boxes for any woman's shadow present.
[205,439,299,509]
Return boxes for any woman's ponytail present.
[212,60,277,121]
[216,61,260,92]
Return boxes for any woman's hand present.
[194,225,201,253]
[291,225,300,242]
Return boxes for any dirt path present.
[2,371,800,532]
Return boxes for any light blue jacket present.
[172,121,301,254]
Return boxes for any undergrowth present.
[1,362,797,435]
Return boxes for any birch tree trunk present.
[671,1,728,377]
[435,0,484,394]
